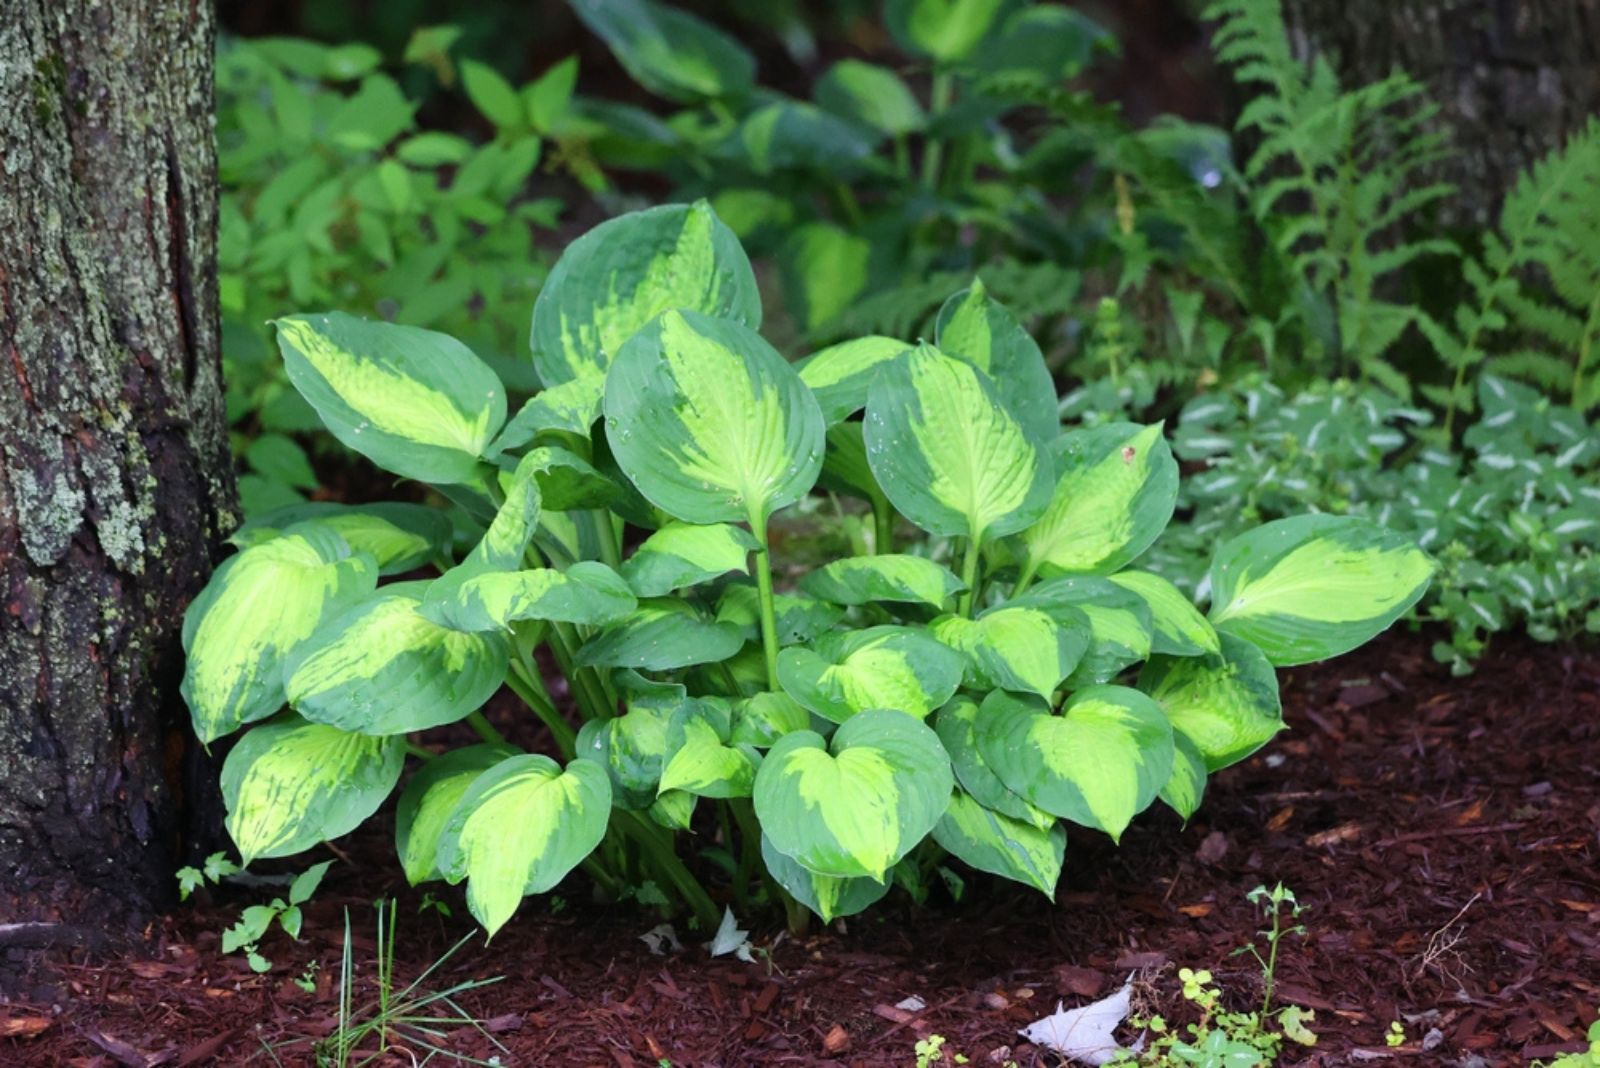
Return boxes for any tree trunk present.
[1280,0,1600,224]
[0,1,236,922]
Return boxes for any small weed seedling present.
[178,856,331,973]
[1532,1018,1600,1068]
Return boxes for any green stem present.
[871,496,895,555]
[548,621,614,721]
[616,811,721,931]
[749,517,781,689]
[893,133,911,179]
[465,711,507,747]
[956,536,983,618]
[920,70,954,189]
[403,741,436,761]
[593,510,623,570]
[580,855,625,901]
[506,663,575,758]
[1011,556,1039,599]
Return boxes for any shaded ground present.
[2,632,1596,1067]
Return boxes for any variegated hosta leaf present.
[183,526,378,743]
[1208,515,1435,666]
[274,313,505,485]
[800,554,964,609]
[395,744,516,885]
[659,702,760,799]
[776,625,965,724]
[716,584,843,646]
[1012,576,1153,686]
[817,422,889,506]
[621,522,758,597]
[284,582,507,735]
[604,308,825,526]
[648,790,698,830]
[576,597,745,670]
[930,605,1087,699]
[232,501,450,576]
[814,60,925,136]
[933,279,1058,445]
[797,336,910,424]
[932,789,1066,898]
[1138,632,1285,772]
[489,374,606,453]
[731,691,812,747]
[887,0,1009,61]
[760,834,891,924]
[428,561,638,635]
[419,449,543,626]
[572,0,755,103]
[864,344,1052,542]
[933,696,1056,831]
[1017,423,1177,578]
[222,716,404,864]
[505,446,623,511]
[1159,733,1208,822]
[754,710,953,881]
[1109,570,1220,657]
[575,699,678,809]
[436,754,612,936]
[975,687,1174,841]
[530,201,758,387]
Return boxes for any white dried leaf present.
[707,906,754,961]
[639,923,682,955]
[1017,981,1133,1065]
[895,995,927,1012]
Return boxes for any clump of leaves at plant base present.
[182,201,1434,937]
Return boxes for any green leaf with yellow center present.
[760,834,891,923]
[1017,423,1177,578]
[933,696,1056,831]
[798,336,909,424]
[573,0,755,103]
[419,449,543,627]
[658,700,760,799]
[801,554,964,609]
[1012,575,1152,685]
[576,597,745,670]
[930,605,1086,699]
[864,344,1051,543]
[231,501,450,576]
[731,691,812,747]
[777,625,965,724]
[429,561,638,635]
[1109,569,1220,657]
[222,715,404,865]
[395,743,516,885]
[754,710,953,881]
[530,201,758,387]
[1208,515,1435,666]
[604,308,825,526]
[183,525,378,743]
[1138,631,1284,771]
[933,279,1058,445]
[975,686,1174,841]
[435,754,611,936]
[716,584,843,646]
[887,0,1010,61]
[274,312,505,485]
[489,374,605,453]
[285,583,509,735]
[1159,733,1208,822]
[621,522,758,597]
[932,789,1066,898]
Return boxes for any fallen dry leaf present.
[1306,822,1363,847]
[1178,903,1214,918]
[823,1023,850,1053]
[0,1016,51,1039]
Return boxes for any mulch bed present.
[3,632,1596,1067]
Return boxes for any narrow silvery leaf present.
[531,201,758,387]
[754,710,953,881]
[801,554,964,609]
[761,834,891,923]
[435,754,611,936]
[975,687,1174,842]
[395,744,516,885]
[777,625,965,724]
[222,716,404,864]
[621,522,758,597]
[932,789,1066,898]
[933,696,1056,831]
[1108,569,1220,657]
[183,525,378,743]
[1139,632,1284,771]
[864,344,1052,543]
[1208,515,1435,665]
[933,279,1058,445]
[930,605,1086,699]
[231,501,450,576]
[274,313,506,485]
[604,308,825,526]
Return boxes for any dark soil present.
[3,632,1596,1067]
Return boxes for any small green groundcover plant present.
[182,200,1434,937]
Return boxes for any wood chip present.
[1306,821,1363,847]
[0,1016,51,1039]
[822,1023,850,1053]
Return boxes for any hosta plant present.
[183,201,1434,937]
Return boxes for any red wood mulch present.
[2,632,1596,1067]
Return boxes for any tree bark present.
[1280,0,1600,224]
[0,1,236,922]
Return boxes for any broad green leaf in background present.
[285,583,508,735]
[934,279,1058,445]
[797,336,910,425]
[739,100,879,174]
[183,526,377,743]
[1139,632,1285,771]
[865,344,1052,542]
[621,522,758,598]
[800,554,965,609]
[886,0,1012,61]
[431,561,637,634]
[504,446,623,511]
[435,754,611,936]
[1017,423,1178,578]
[1208,515,1435,665]
[817,423,890,509]
[1159,732,1208,821]
[930,604,1086,699]
[231,501,451,576]
[782,222,871,334]
[1109,570,1220,657]
[576,597,745,670]
[490,375,605,453]
[974,4,1114,81]
[460,59,523,129]
[395,744,516,884]
[976,686,1174,841]
[932,789,1066,897]
[274,313,506,485]
[222,716,404,864]
[570,0,756,103]
[716,584,844,646]
[604,308,825,526]
[933,696,1055,830]
[530,201,758,386]
[754,710,953,881]
[777,625,965,724]
[814,60,925,135]
[761,834,891,923]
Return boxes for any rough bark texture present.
[1281,0,1600,224]
[0,1,236,922]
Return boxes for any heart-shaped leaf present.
[419,449,543,625]
[604,308,825,526]
[932,789,1066,898]
[887,0,1010,61]
[575,698,680,808]
[232,502,450,576]
[1108,570,1219,657]
[490,375,605,452]
[976,687,1174,841]
[934,279,1058,445]
[754,710,953,880]
[801,554,964,609]
[394,744,516,884]
[621,522,758,597]
[777,625,965,724]
[1138,632,1284,771]
[760,834,891,923]
[659,703,760,798]
[1012,576,1153,685]
[930,605,1086,699]
[933,696,1056,830]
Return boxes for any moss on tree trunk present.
[0,0,236,921]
